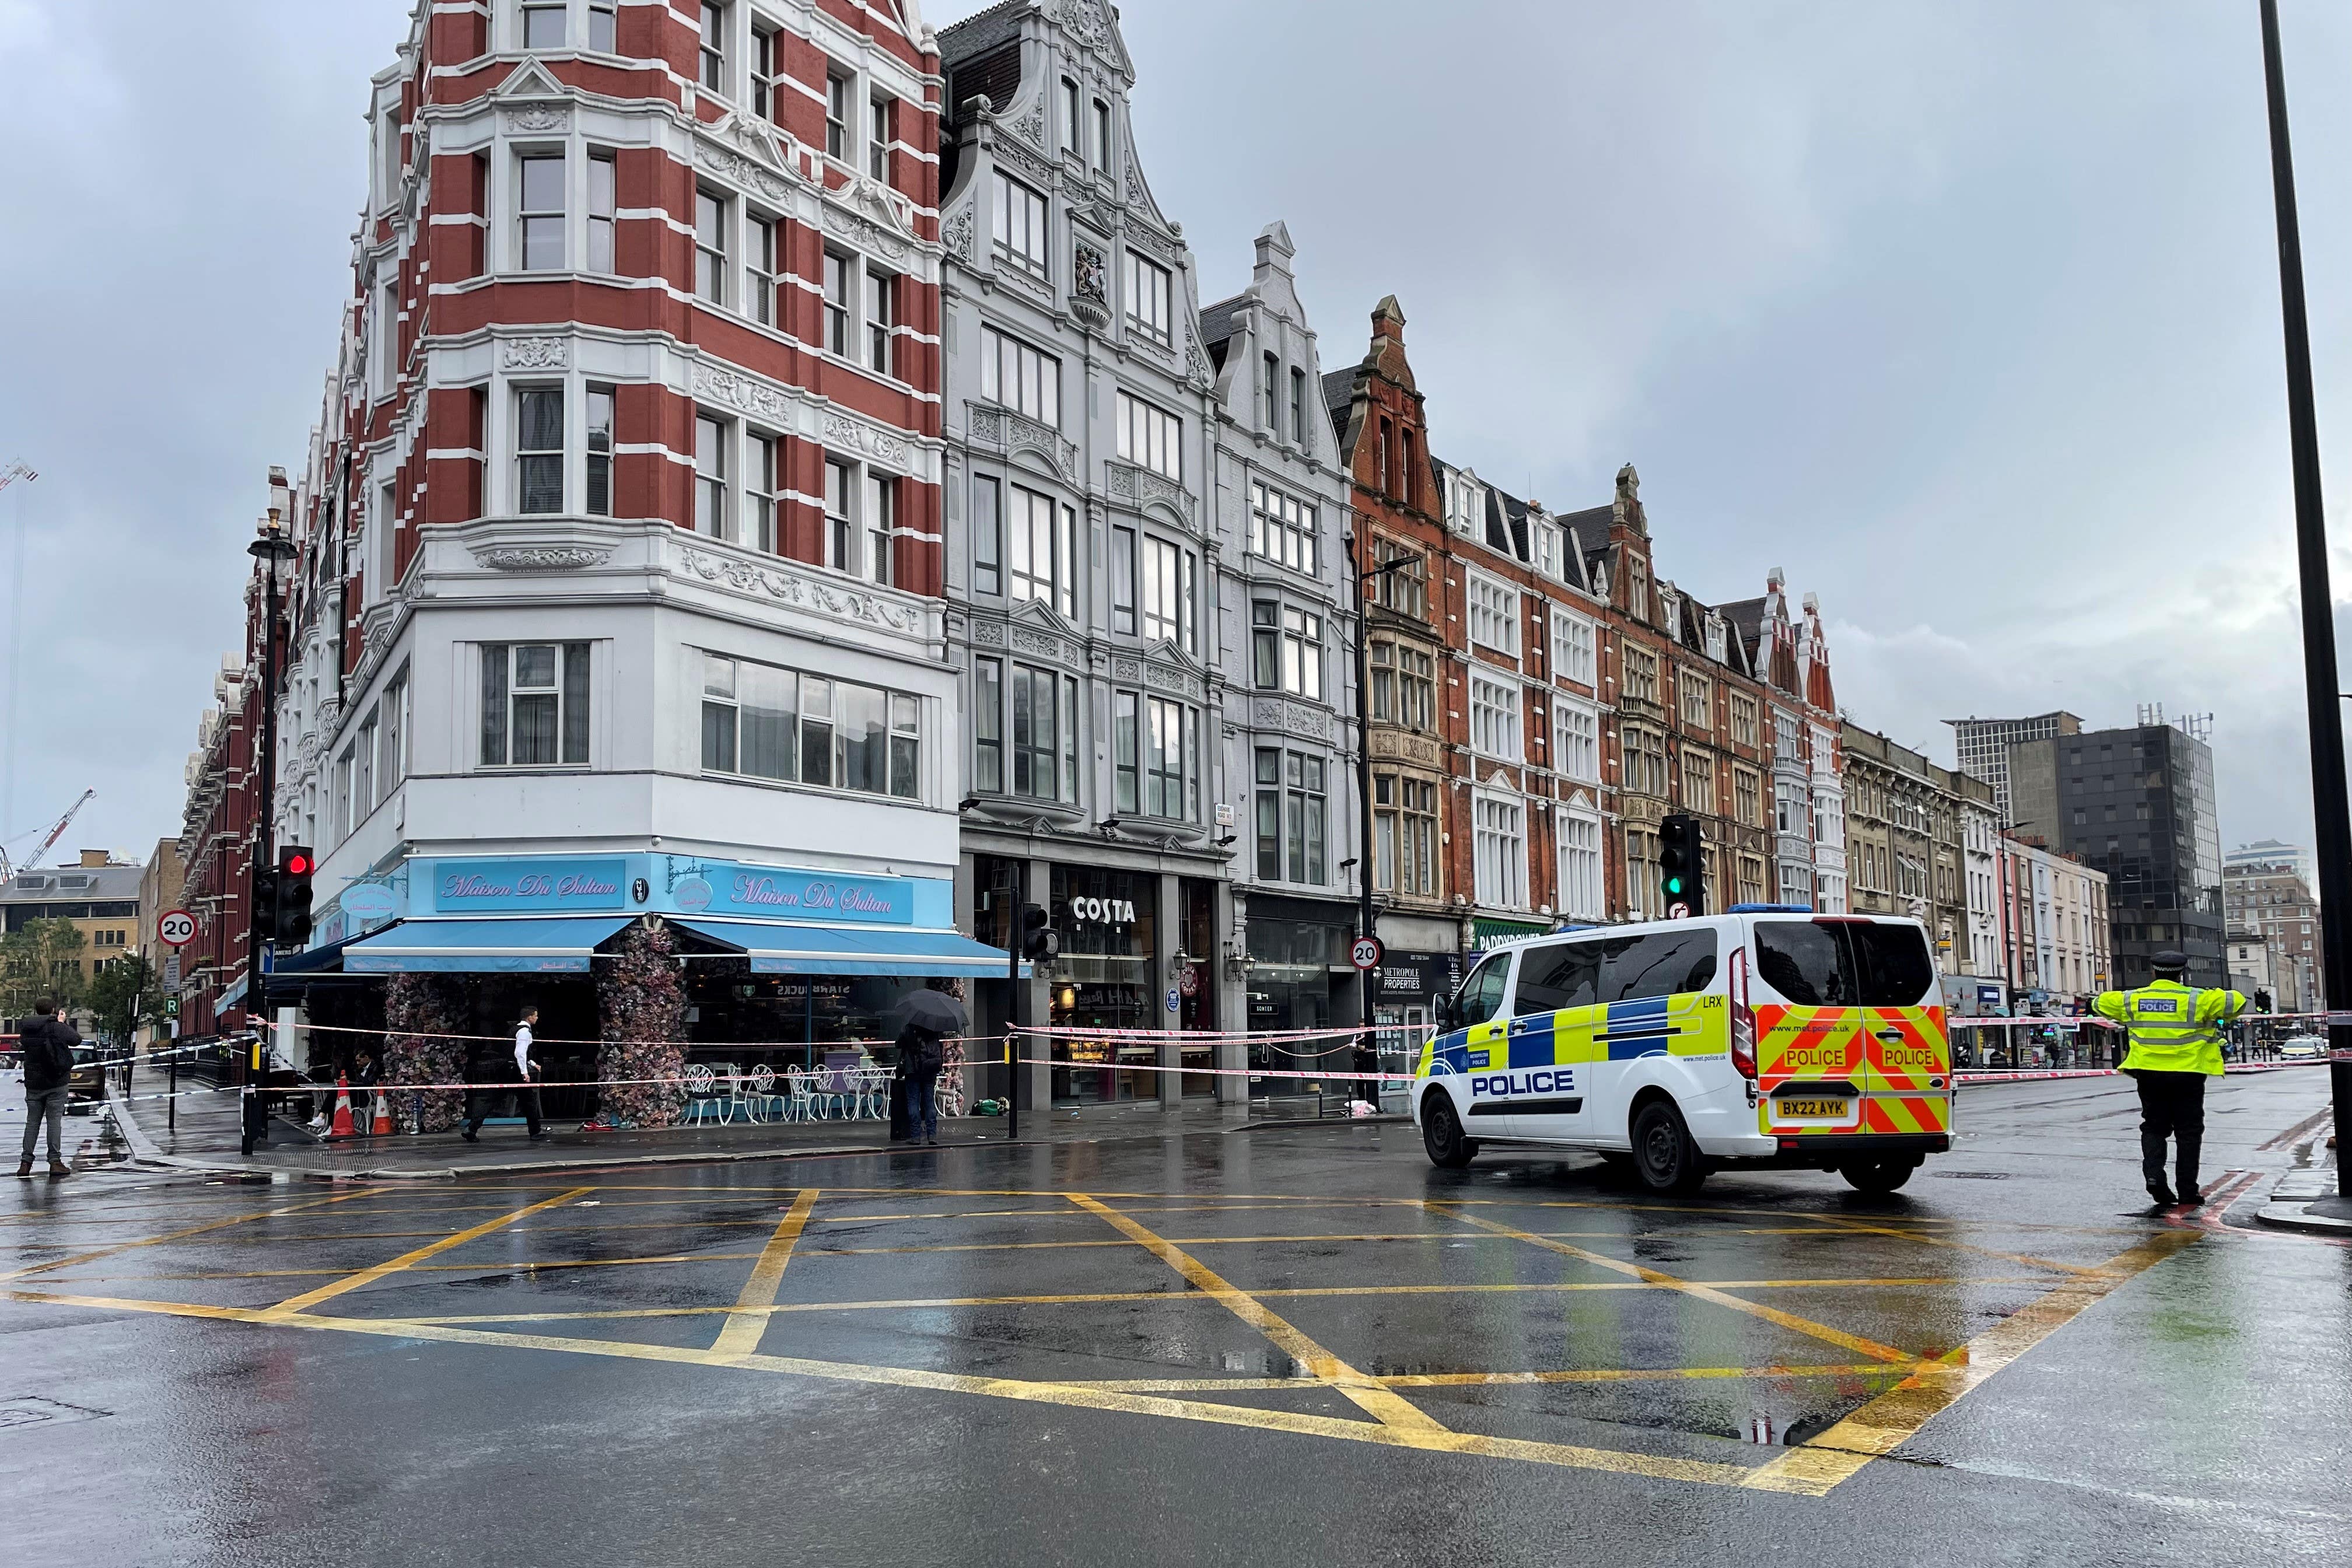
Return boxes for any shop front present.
[1470,915,1552,957]
[1368,949,1461,1109]
[1244,894,1359,1098]
[281,851,1016,1111]
[1046,866,1157,1103]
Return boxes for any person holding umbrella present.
[886,980,967,1147]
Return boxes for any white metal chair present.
[712,1062,744,1125]
[681,1062,720,1125]
[743,1064,779,1124]
[854,1067,893,1121]
[813,1063,854,1120]
[785,1067,816,1123]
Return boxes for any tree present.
[0,918,89,1019]
[85,951,162,1045]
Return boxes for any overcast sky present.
[3,0,2350,870]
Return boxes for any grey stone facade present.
[936,0,1240,1107]
[1199,222,1362,1046]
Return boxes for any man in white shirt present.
[462,1006,550,1143]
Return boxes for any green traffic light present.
[1664,877,1684,895]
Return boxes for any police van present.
[1412,909,1950,1195]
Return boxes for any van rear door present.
[1749,919,1867,1139]
[1846,922,1950,1139]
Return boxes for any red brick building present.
[179,2,989,1071]
[1326,296,1846,965]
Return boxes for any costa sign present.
[1066,897,1136,926]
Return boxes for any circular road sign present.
[158,909,198,947]
[1350,936,1384,971]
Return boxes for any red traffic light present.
[282,850,314,877]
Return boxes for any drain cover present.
[0,1397,111,1430]
[1931,1170,2011,1180]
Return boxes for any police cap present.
[2151,950,2188,974]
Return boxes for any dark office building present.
[2009,723,2225,988]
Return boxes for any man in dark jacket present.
[897,1026,944,1147]
[17,998,78,1178]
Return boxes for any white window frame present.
[1142,535,1196,653]
[516,149,565,272]
[992,170,1049,276]
[1474,792,1527,910]
[1249,482,1316,576]
[1125,250,1171,342]
[1467,572,1518,655]
[1558,809,1604,921]
[1550,609,1595,687]
[1469,674,1521,762]
[694,186,727,306]
[513,385,565,515]
[698,0,727,94]
[1552,697,1600,783]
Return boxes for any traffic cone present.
[370,1088,392,1138]
[329,1074,356,1138]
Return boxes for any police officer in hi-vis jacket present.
[2092,951,2248,1209]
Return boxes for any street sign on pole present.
[157,909,197,947]
[1351,937,1384,972]
[163,955,180,989]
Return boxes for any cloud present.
[8,0,2350,867]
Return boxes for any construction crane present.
[0,788,96,882]
[0,463,36,495]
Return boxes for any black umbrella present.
[886,988,968,1040]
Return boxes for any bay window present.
[980,326,1060,425]
[1116,391,1180,479]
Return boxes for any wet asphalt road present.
[2,1070,2346,1567]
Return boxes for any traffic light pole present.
[246,555,280,1068]
[1003,873,1021,1143]
[2258,0,2352,1165]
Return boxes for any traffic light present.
[276,846,317,945]
[250,865,281,943]
[1657,813,1706,918]
[1020,903,1058,963]
[2256,989,2273,1014]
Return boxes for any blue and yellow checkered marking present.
[1418,996,1726,1080]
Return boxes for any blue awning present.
[342,916,636,974]
[671,918,1026,978]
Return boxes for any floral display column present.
[596,919,688,1128]
[382,972,470,1132]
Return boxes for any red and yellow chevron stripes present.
[1754,1005,1863,1086]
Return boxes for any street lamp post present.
[2257,0,2352,1159]
[1349,536,1420,1089]
[242,483,298,1154]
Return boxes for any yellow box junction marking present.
[262,1188,592,1318]
[1740,1229,2203,1494]
[1424,1203,1916,1366]
[0,1180,2208,1497]
[1066,1192,1444,1433]
[711,1189,816,1359]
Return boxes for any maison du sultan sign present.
[424,855,915,925]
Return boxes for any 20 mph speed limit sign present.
[158,909,198,947]
[1350,936,1384,971]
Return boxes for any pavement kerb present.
[106,1083,1405,1181]
[2253,1152,2349,1235]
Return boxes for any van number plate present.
[1776,1097,1852,1119]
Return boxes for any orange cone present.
[369,1088,392,1137]
[330,1074,356,1138]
